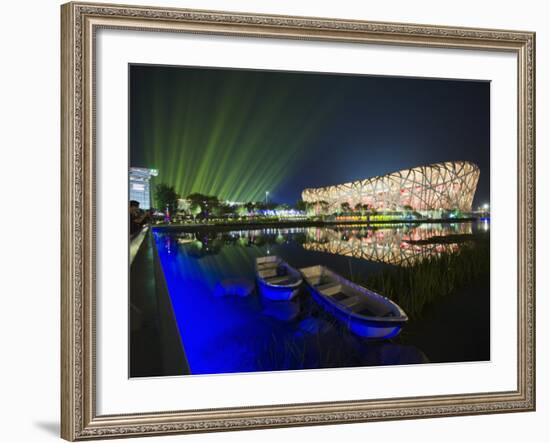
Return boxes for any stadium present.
[301,161,480,215]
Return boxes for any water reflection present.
[166,223,473,267]
[152,222,485,375]
[303,223,472,266]
[261,298,301,322]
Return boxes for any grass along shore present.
[362,233,490,320]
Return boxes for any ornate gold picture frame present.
[61,1,535,440]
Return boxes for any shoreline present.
[152,217,479,233]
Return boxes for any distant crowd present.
[129,200,152,237]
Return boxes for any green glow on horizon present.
[131,67,337,203]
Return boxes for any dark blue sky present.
[279,74,490,207]
[130,65,490,207]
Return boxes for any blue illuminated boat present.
[255,256,303,301]
[300,265,408,339]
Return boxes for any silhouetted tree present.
[295,199,307,211]
[186,193,220,219]
[236,205,249,218]
[189,202,202,222]
[154,184,179,216]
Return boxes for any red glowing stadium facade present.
[301,161,480,214]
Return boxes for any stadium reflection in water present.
[154,222,486,376]
[302,223,471,266]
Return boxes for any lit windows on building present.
[129,167,158,209]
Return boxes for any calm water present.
[153,221,490,375]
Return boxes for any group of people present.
[129,200,152,237]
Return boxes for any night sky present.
[130,64,490,208]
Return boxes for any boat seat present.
[258,269,275,278]
[340,295,365,308]
[318,283,342,296]
[266,276,295,285]
[313,276,333,287]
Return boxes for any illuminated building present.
[301,161,480,215]
[129,167,158,209]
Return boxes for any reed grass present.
[363,237,490,320]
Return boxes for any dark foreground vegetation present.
[364,233,490,320]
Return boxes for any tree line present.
[154,183,298,221]
[154,183,429,221]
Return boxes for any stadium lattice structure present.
[301,161,480,214]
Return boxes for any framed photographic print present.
[61,1,536,440]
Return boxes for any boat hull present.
[256,256,302,301]
[257,278,300,301]
[306,286,403,339]
[301,265,407,339]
